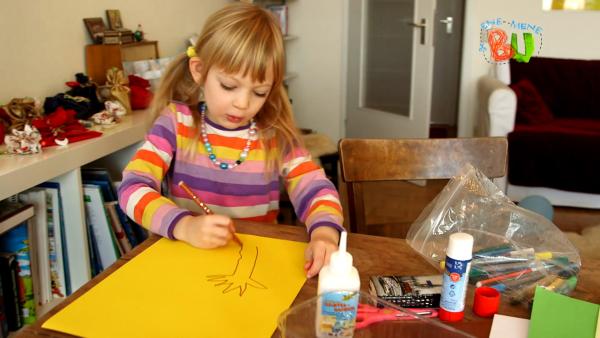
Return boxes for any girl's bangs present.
[210,24,283,84]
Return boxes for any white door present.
[345,0,436,139]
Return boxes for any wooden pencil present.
[177,180,243,247]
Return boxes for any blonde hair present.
[151,2,302,170]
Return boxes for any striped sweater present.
[118,102,344,239]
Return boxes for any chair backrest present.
[338,137,508,236]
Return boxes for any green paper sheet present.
[528,287,599,338]
[42,234,307,338]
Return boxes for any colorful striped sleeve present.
[281,147,345,236]
[117,106,192,239]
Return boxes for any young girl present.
[117,2,344,278]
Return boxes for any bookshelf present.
[0,110,153,313]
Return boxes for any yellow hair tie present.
[186,46,197,58]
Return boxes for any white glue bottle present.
[315,231,360,337]
[439,232,474,322]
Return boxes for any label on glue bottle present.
[317,291,359,337]
[440,256,471,312]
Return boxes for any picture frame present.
[543,0,600,10]
[106,9,123,30]
[83,17,106,43]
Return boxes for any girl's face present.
[203,65,274,129]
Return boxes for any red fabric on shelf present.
[31,107,102,147]
[128,75,153,110]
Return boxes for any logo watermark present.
[479,18,543,64]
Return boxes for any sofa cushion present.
[511,57,600,119]
[510,78,554,125]
[508,119,600,193]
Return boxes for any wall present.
[7,1,597,143]
[286,0,344,141]
[0,0,229,104]
[458,0,600,136]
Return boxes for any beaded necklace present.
[199,103,257,170]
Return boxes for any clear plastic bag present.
[406,164,580,306]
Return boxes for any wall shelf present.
[0,110,153,202]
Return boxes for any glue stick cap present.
[329,231,352,272]
[473,286,501,317]
[446,233,474,260]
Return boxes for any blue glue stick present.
[439,233,474,322]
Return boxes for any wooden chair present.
[339,137,508,236]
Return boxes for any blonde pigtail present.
[149,53,201,121]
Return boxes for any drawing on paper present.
[207,244,267,296]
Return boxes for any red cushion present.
[509,78,554,125]
[508,118,600,193]
[513,118,600,135]
[510,57,600,119]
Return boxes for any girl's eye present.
[254,92,267,97]
[220,83,235,91]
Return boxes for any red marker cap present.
[473,286,501,318]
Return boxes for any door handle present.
[440,16,453,34]
[409,18,427,45]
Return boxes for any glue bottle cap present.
[330,231,352,273]
[446,233,474,261]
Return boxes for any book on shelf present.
[105,202,132,254]
[82,168,142,247]
[0,252,21,332]
[0,264,10,338]
[45,177,92,293]
[86,220,102,278]
[18,189,53,306]
[82,185,120,271]
[113,180,148,244]
[0,223,36,325]
[37,183,69,298]
[0,201,34,236]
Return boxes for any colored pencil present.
[475,265,546,287]
[177,180,243,247]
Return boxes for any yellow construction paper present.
[42,234,307,338]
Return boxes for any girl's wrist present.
[310,226,340,244]
[173,215,192,241]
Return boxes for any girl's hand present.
[173,214,233,249]
[304,226,341,278]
